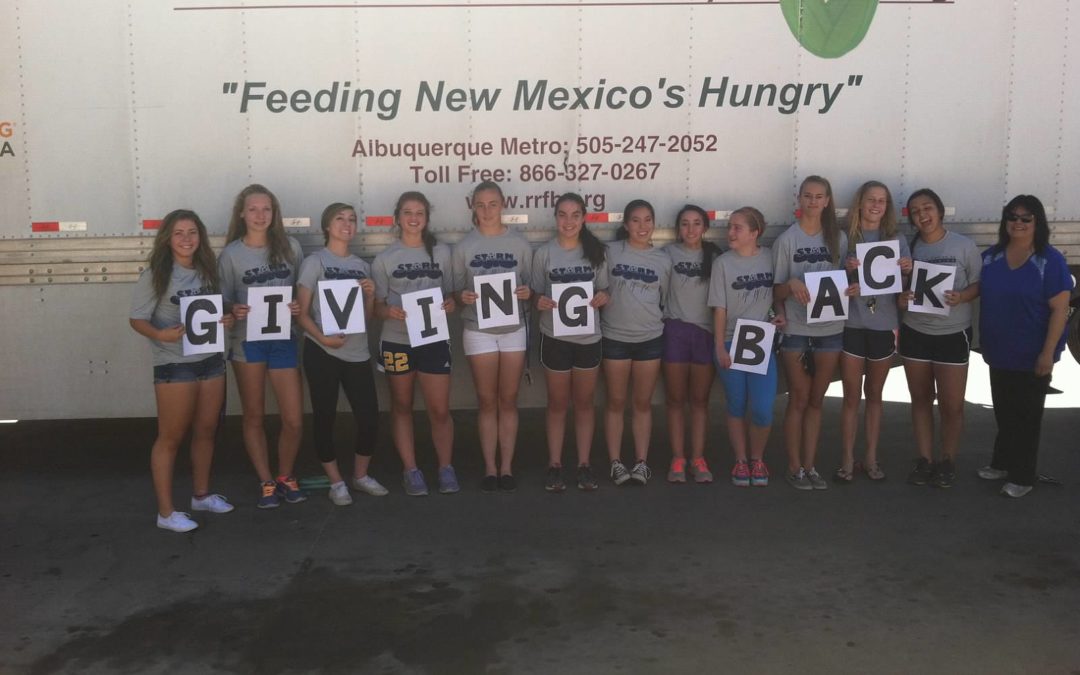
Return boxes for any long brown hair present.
[226,184,295,267]
[800,175,840,266]
[148,209,218,300]
[395,191,438,263]
[846,180,898,253]
[555,192,606,268]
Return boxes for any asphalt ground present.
[3,357,1080,674]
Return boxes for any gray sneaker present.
[1000,482,1033,498]
[806,467,828,490]
[630,460,653,485]
[403,468,429,497]
[786,467,813,491]
[351,475,389,496]
[978,465,1008,481]
[610,459,631,486]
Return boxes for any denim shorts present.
[779,332,844,354]
[662,319,714,365]
[153,354,226,384]
[602,335,664,361]
[240,337,299,369]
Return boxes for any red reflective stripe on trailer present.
[707,211,716,220]
[366,215,394,226]
[32,221,60,232]
[143,219,162,230]
[585,213,610,223]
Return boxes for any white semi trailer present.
[1,0,1078,420]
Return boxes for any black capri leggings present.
[303,338,379,463]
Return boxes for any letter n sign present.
[474,272,520,330]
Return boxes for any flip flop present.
[833,467,854,483]
[857,461,886,481]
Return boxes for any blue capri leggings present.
[716,340,778,426]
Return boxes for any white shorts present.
[462,326,527,356]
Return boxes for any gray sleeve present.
[297,255,322,291]
[289,238,305,281]
[964,239,982,285]
[708,258,727,309]
[436,245,454,296]
[130,270,159,320]
[217,249,237,304]
[451,239,467,293]
[531,245,549,295]
[595,257,610,291]
[772,234,791,285]
[898,236,912,259]
[517,237,533,289]
[372,253,390,302]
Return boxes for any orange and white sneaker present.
[667,457,687,483]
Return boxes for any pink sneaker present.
[750,459,770,487]
[667,457,687,483]
[689,457,714,484]
[731,460,751,487]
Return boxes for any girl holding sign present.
[296,203,386,506]
[663,205,722,484]
[898,188,981,489]
[372,192,458,497]
[532,193,610,492]
[452,181,533,493]
[219,184,306,509]
[601,199,672,486]
[772,176,851,491]
[709,207,782,487]
[836,181,912,483]
[130,209,234,532]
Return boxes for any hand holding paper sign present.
[180,294,226,356]
[855,241,902,296]
[246,287,293,342]
[551,281,595,337]
[402,287,449,347]
[474,271,520,330]
[804,270,850,323]
[317,279,367,336]
[908,261,956,316]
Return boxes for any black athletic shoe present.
[481,475,498,493]
[499,474,517,492]
[545,465,566,493]
[907,458,933,486]
[577,464,599,491]
[931,459,956,488]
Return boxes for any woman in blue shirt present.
[977,195,1072,498]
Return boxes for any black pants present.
[303,339,378,463]
[989,367,1050,486]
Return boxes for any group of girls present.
[132,176,1069,531]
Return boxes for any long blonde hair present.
[226,184,295,268]
[800,175,840,266]
[846,180,898,253]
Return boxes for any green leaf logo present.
[781,0,879,59]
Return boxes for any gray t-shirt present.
[664,243,715,333]
[772,223,848,337]
[297,248,372,363]
[601,240,672,342]
[130,266,217,366]
[846,229,911,332]
[708,248,775,342]
[218,236,304,360]
[451,228,533,334]
[902,230,982,335]
[531,239,610,345]
[372,240,453,345]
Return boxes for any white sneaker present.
[157,511,198,533]
[977,465,1008,481]
[1000,482,1033,498]
[351,475,389,496]
[190,493,235,513]
[328,482,353,506]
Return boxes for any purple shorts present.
[662,319,714,366]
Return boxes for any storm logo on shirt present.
[469,253,518,270]
[732,272,773,291]
[922,256,957,266]
[793,247,831,264]
[241,264,292,285]
[673,261,704,279]
[549,266,595,283]
[324,267,367,281]
[170,285,216,305]
[611,264,658,283]
[392,262,443,280]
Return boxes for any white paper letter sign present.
[730,319,776,375]
[856,241,902,297]
[552,282,594,337]
[180,294,225,356]
[317,279,366,336]
[805,270,850,324]
[246,287,293,342]
[402,287,449,347]
[909,261,956,316]
[474,272,520,330]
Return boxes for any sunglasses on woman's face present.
[1006,213,1034,224]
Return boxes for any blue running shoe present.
[257,480,280,509]
[403,468,429,496]
[275,475,307,504]
[438,465,461,494]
